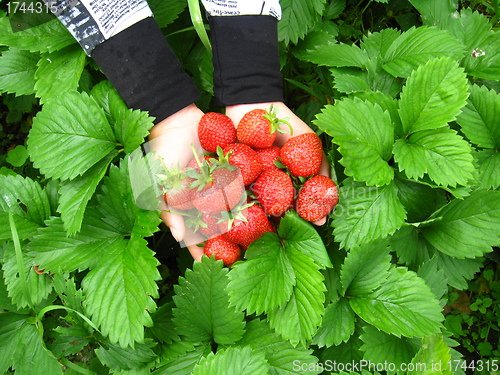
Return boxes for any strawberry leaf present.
[227,232,295,316]
[333,179,407,250]
[410,335,452,373]
[312,298,356,348]
[314,98,394,186]
[35,44,86,104]
[0,48,38,96]
[193,346,269,375]
[421,190,500,259]
[278,0,326,45]
[27,91,117,181]
[173,256,246,346]
[349,267,443,337]
[399,57,469,135]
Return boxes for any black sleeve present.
[208,15,284,107]
[91,17,200,124]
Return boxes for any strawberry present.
[223,143,262,185]
[163,176,196,211]
[198,112,236,153]
[186,155,215,173]
[255,146,281,171]
[192,166,245,215]
[280,133,323,177]
[251,169,294,217]
[198,213,223,237]
[236,106,292,148]
[296,175,339,222]
[204,235,241,266]
[223,203,274,249]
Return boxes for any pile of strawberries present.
[162,106,338,266]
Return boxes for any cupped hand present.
[148,104,205,261]
[225,101,331,226]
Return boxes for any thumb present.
[160,211,186,242]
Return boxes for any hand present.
[148,104,205,261]
[225,101,331,225]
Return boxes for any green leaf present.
[95,340,157,371]
[361,28,401,59]
[147,0,187,28]
[35,44,86,104]
[393,127,475,187]
[267,246,326,346]
[349,267,443,338]
[278,0,327,44]
[0,17,75,53]
[227,233,295,316]
[0,313,63,374]
[354,91,402,136]
[279,210,332,269]
[456,84,500,149]
[58,151,118,235]
[463,29,500,81]
[409,335,452,375]
[421,190,500,259]
[297,42,369,68]
[340,239,391,296]
[360,325,420,373]
[82,236,160,347]
[312,298,355,348]
[0,174,51,241]
[447,9,491,61]
[193,346,269,375]
[382,26,464,78]
[417,256,448,304]
[173,256,246,345]
[153,344,210,375]
[2,242,53,309]
[476,149,500,190]
[332,179,407,250]
[6,145,29,167]
[236,318,320,375]
[314,98,394,186]
[389,225,431,268]
[399,57,469,135]
[0,48,38,96]
[436,253,483,290]
[27,91,117,181]
[407,0,458,28]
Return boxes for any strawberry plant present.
[0,0,499,374]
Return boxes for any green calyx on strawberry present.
[198,112,236,153]
[296,175,338,222]
[237,105,293,149]
[160,165,196,211]
[204,235,241,266]
[280,132,323,177]
[220,143,262,186]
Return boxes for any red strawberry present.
[236,106,292,148]
[192,167,245,215]
[251,169,294,217]
[280,133,323,177]
[198,213,222,237]
[198,112,236,153]
[296,175,339,222]
[255,146,281,171]
[204,235,241,266]
[223,143,262,185]
[163,176,195,211]
[223,204,274,249]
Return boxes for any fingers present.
[187,243,204,262]
[160,210,186,242]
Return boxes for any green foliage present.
[1,0,499,373]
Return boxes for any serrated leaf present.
[464,30,500,81]
[394,127,475,187]
[153,344,210,375]
[417,256,448,304]
[436,253,483,290]
[332,70,370,94]
[147,0,187,28]
[383,26,464,78]
[237,318,319,375]
[193,346,269,375]
[279,210,332,269]
[389,226,431,267]
[0,174,51,241]
[28,215,120,273]
[82,236,160,347]
[278,0,327,44]
[360,325,420,374]
[332,179,406,250]
[340,239,391,296]
[407,0,458,28]
[448,9,491,61]
[267,246,326,346]
[399,57,469,135]
[35,44,86,104]
[58,151,118,235]
[409,335,452,375]
[456,84,500,149]
[312,298,355,348]
[297,42,369,68]
[361,28,401,59]
[227,233,295,316]
[0,48,38,96]
[2,242,53,309]
[173,256,245,346]
[476,149,500,190]
[0,313,63,374]
[421,190,500,259]
[317,328,364,366]
[314,98,394,186]
[95,340,157,371]
[27,91,117,180]
[349,267,443,338]
[0,17,75,53]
